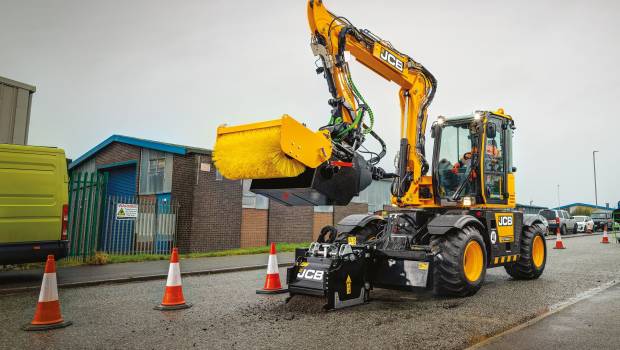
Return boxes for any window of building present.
[314,205,334,213]
[139,149,173,195]
[242,180,268,209]
[216,168,223,181]
[148,158,165,192]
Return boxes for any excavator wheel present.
[504,224,546,279]
[431,226,487,297]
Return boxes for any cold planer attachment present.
[286,241,434,310]
[287,243,370,310]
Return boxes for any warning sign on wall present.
[116,203,138,220]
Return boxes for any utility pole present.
[557,184,560,208]
[593,150,599,206]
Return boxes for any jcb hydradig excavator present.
[214,0,547,309]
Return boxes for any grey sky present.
[1,0,619,208]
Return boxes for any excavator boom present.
[214,0,437,208]
[306,0,437,207]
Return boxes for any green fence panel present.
[66,172,107,262]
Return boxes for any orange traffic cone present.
[601,224,610,244]
[155,248,192,310]
[22,255,72,331]
[256,243,287,294]
[553,227,566,249]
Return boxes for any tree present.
[572,206,594,216]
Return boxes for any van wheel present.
[505,224,546,279]
[431,226,487,297]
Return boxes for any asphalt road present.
[478,283,620,350]
[1,235,618,350]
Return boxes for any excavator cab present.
[431,109,515,208]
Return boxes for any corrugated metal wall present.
[105,165,137,196]
[0,77,35,145]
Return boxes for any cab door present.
[481,117,509,205]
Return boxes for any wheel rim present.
[532,235,545,268]
[463,240,484,282]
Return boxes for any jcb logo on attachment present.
[297,269,324,281]
[380,48,404,72]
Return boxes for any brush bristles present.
[213,126,306,180]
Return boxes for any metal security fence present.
[66,171,180,261]
[66,172,108,262]
[100,195,179,255]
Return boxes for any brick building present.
[69,135,392,253]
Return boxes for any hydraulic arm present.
[306,0,437,207]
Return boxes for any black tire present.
[317,225,337,243]
[505,224,547,280]
[561,225,567,235]
[431,226,487,297]
[350,220,384,244]
[573,224,578,234]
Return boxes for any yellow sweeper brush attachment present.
[213,115,332,180]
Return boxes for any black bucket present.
[250,154,372,206]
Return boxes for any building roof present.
[516,203,548,210]
[552,202,612,211]
[69,134,211,170]
[0,76,36,92]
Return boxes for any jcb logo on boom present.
[297,269,324,281]
[380,49,404,72]
[498,216,513,226]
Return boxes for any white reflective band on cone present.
[38,273,59,302]
[166,263,182,287]
[267,254,279,274]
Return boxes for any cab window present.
[436,122,476,199]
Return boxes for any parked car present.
[525,213,549,235]
[573,215,594,233]
[539,209,576,235]
[591,212,613,231]
[585,216,594,232]
[0,144,69,265]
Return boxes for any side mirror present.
[512,166,517,172]
[486,123,497,139]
